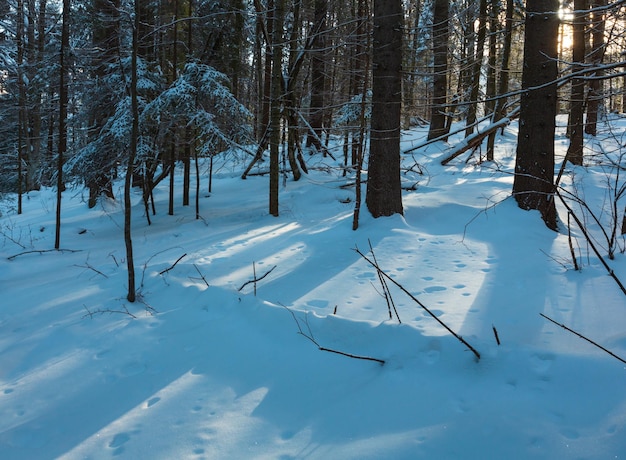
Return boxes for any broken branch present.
[540,313,626,365]
[354,246,481,361]
[159,253,187,275]
[238,264,277,292]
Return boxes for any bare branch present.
[238,264,277,292]
[8,248,81,260]
[282,305,385,365]
[540,313,626,365]
[354,246,481,361]
[159,253,187,275]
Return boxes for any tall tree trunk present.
[486,0,513,161]
[16,0,25,214]
[55,0,70,249]
[465,0,487,137]
[183,0,194,207]
[366,0,403,217]
[485,2,499,118]
[585,0,606,136]
[427,0,450,140]
[566,0,587,165]
[169,0,179,216]
[88,0,120,208]
[25,0,42,191]
[269,0,284,216]
[512,0,559,230]
[306,0,328,152]
[125,0,140,303]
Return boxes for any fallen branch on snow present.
[238,263,277,293]
[354,246,481,361]
[540,313,626,365]
[283,305,385,365]
[8,248,81,260]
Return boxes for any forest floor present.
[1,117,625,459]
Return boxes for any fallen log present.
[441,112,519,166]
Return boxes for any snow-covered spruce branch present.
[282,305,385,365]
[354,246,481,361]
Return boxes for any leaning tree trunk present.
[512,0,559,230]
[366,0,403,218]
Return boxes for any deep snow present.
[1,119,625,459]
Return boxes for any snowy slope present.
[1,120,625,459]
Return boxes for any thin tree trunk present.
[585,0,606,136]
[465,0,487,137]
[183,0,194,206]
[306,0,328,152]
[486,0,513,161]
[269,0,284,216]
[55,0,70,250]
[427,0,450,140]
[566,0,587,165]
[16,0,25,214]
[169,0,179,216]
[125,0,140,303]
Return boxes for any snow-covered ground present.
[1,119,625,459]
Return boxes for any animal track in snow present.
[423,286,447,293]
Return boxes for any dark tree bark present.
[88,0,120,208]
[125,0,140,303]
[16,0,25,214]
[465,0,487,137]
[585,0,606,136]
[365,0,403,218]
[486,0,514,161]
[512,0,559,230]
[306,0,328,152]
[55,0,70,249]
[269,0,284,216]
[427,0,449,140]
[566,0,587,165]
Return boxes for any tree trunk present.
[585,0,606,136]
[366,0,403,218]
[566,0,587,165]
[88,0,120,208]
[16,0,25,214]
[306,0,328,152]
[427,0,450,140]
[125,0,140,303]
[269,0,284,217]
[55,0,70,249]
[465,0,487,137]
[486,0,513,161]
[512,0,559,230]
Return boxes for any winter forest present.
[2,0,626,459]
